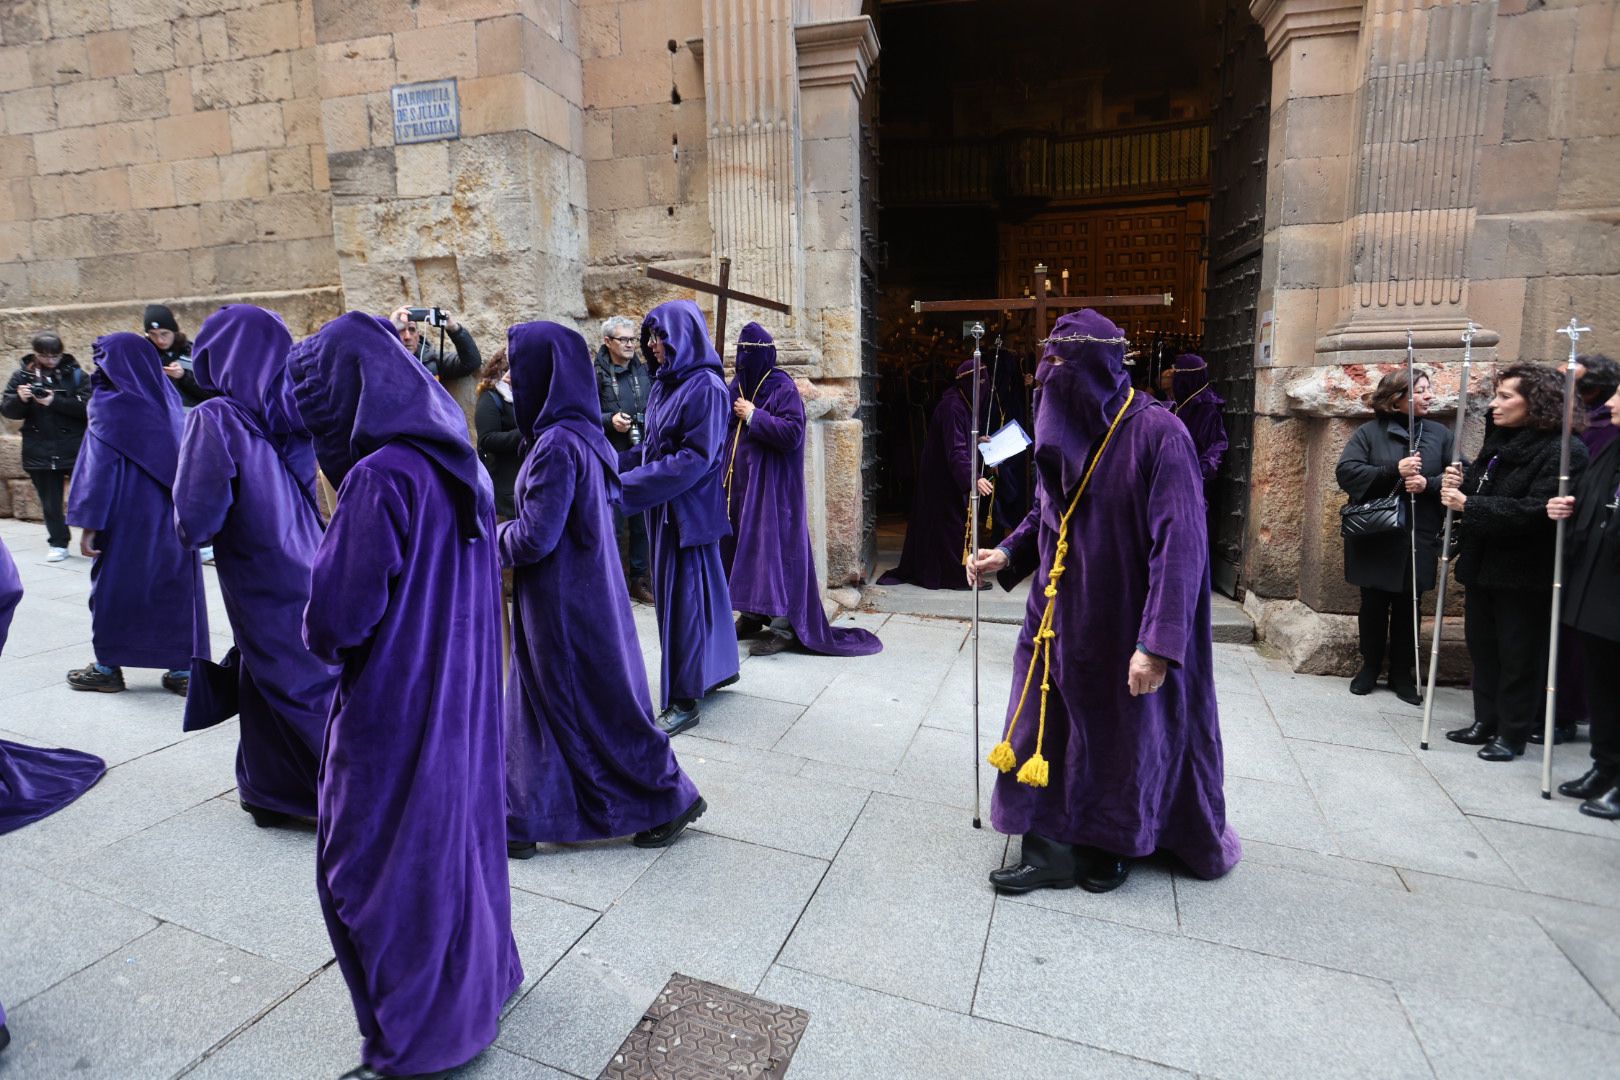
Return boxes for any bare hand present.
[16,383,34,402]
[1403,474,1427,494]
[965,546,1008,586]
[976,477,993,496]
[1398,453,1422,478]
[1128,649,1169,697]
[733,398,755,422]
[80,530,101,558]
[1547,495,1576,521]
[1439,485,1467,512]
[612,412,632,433]
[163,362,184,381]
[1441,463,1464,491]
[444,313,460,334]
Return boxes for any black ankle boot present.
[1557,766,1614,801]
[1446,721,1494,745]
[1390,681,1423,707]
[1349,666,1379,696]
[1078,851,1133,894]
[1477,736,1526,762]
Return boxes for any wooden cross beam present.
[640,257,792,362]
[911,262,1173,343]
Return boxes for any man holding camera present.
[1,333,91,561]
[596,315,655,603]
[390,305,482,381]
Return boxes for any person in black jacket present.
[1,333,91,559]
[143,303,217,409]
[1548,380,1620,816]
[595,315,654,603]
[389,306,482,380]
[473,348,520,520]
[1337,368,1453,704]
[1441,363,1589,762]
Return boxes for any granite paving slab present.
[505,838,665,913]
[1399,988,1620,1080]
[673,754,869,859]
[0,864,158,1005]
[1245,664,1412,754]
[996,857,1180,935]
[774,670,937,771]
[1394,868,1615,934]
[1538,914,1620,1017]
[0,686,192,770]
[1224,772,1339,855]
[667,689,804,751]
[184,965,358,1080]
[1235,838,1405,890]
[1471,817,1620,909]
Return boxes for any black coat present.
[413,325,482,380]
[1337,415,1453,593]
[475,387,521,520]
[1561,436,1620,643]
[155,338,220,408]
[594,344,652,452]
[1455,425,1587,592]
[0,354,91,471]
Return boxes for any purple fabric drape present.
[722,322,881,656]
[291,312,520,1076]
[499,321,701,841]
[991,311,1241,880]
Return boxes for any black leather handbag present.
[1340,478,1408,539]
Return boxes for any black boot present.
[1349,666,1379,696]
[633,796,708,848]
[1445,720,1494,745]
[1477,736,1526,762]
[1078,851,1133,894]
[656,699,700,737]
[507,841,538,860]
[735,614,767,640]
[1578,783,1620,820]
[241,800,315,830]
[1557,765,1615,801]
[1389,680,1423,707]
[340,1067,451,1080]
[988,833,1083,894]
[1528,724,1578,746]
[0,1022,9,1053]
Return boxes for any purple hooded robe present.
[879,357,992,591]
[290,312,521,1076]
[172,305,337,820]
[619,300,740,707]
[500,321,701,842]
[1170,353,1228,487]
[0,537,106,837]
[66,333,208,670]
[721,322,881,657]
[990,311,1241,880]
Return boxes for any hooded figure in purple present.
[65,333,208,693]
[722,322,882,658]
[879,357,993,591]
[290,312,521,1079]
[1169,353,1228,494]
[970,310,1240,895]
[1,535,106,839]
[500,321,707,855]
[619,299,740,735]
[173,304,338,827]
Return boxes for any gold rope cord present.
[724,370,769,516]
[987,387,1137,788]
[1172,382,1209,416]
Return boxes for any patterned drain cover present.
[598,973,811,1079]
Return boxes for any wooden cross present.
[640,257,792,361]
[911,262,1173,342]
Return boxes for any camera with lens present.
[28,379,52,398]
[405,306,450,329]
[629,412,645,446]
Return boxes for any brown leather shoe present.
[749,633,792,657]
[629,577,655,605]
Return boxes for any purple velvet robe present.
[173,305,336,820]
[722,323,881,656]
[1171,355,1228,485]
[879,359,990,591]
[991,311,1240,880]
[291,313,521,1076]
[620,300,740,706]
[66,333,207,670]
[0,537,106,836]
[499,322,700,841]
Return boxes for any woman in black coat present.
[474,348,521,520]
[1548,381,1620,816]
[1336,368,1452,704]
[1441,363,1589,762]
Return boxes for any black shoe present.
[988,861,1079,894]
[706,672,740,694]
[1390,682,1423,707]
[67,663,125,693]
[1477,736,1526,762]
[1578,784,1620,820]
[339,1067,450,1080]
[1079,853,1133,894]
[634,796,707,848]
[735,614,767,640]
[0,1023,9,1053]
[241,800,315,830]
[1445,721,1494,746]
[1349,666,1379,696]
[161,671,189,697]
[1558,766,1615,801]
[657,701,700,737]
[748,633,792,657]
[1528,725,1577,746]
[507,840,538,860]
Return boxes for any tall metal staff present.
[968,321,986,829]
[1541,317,1590,798]
[1405,331,1423,705]
[1420,322,1479,749]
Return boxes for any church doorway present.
[866,0,1270,597]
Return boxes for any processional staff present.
[1405,331,1423,707]
[967,321,986,830]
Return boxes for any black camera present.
[29,380,52,398]
[629,414,644,446]
[406,306,449,328]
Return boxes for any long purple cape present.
[0,537,106,836]
[723,322,881,656]
[499,321,700,840]
[1171,354,1228,484]
[175,304,336,819]
[992,311,1240,879]
[66,333,208,669]
[293,312,520,1075]
[620,300,739,705]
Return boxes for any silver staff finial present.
[970,322,985,342]
[1557,317,1592,343]
[1461,321,1482,345]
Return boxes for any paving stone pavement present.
[1,517,1617,1080]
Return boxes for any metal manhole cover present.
[598,972,811,1079]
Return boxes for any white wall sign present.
[392,80,460,145]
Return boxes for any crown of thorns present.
[1039,333,1130,345]
[735,340,774,348]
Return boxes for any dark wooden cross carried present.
[911,261,1173,342]
[641,257,792,361]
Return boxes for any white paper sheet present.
[978,420,1032,468]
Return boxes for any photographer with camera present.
[1,332,91,561]
[595,315,654,603]
[390,305,482,381]
[144,304,218,410]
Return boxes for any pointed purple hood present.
[87,332,185,488]
[507,320,620,487]
[642,299,722,384]
[1171,352,1224,409]
[193,304,306,436]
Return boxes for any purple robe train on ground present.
[173,305,337,820]
[0,537,106,836]
[620,300,740,707]
[65,333,207,670]
[291,312,521,1076]
[722,322,881,656]
[500,322,700,841]
[991,311,1241,880]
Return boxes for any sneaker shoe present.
[46,546,69,563]
[68,663,125,693]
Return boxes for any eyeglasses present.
[610,336,638,344]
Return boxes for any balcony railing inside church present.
[883,121,1211,206]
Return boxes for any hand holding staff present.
[1541,318,1591,797]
